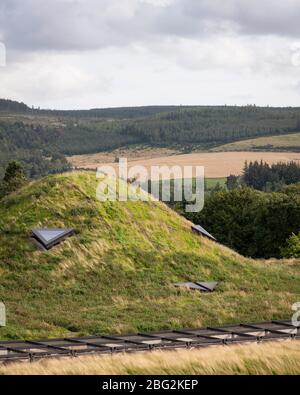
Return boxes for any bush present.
[281,233,300,258]
[0,161,27,198]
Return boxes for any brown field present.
[68,151,300,178]
[67,146,181,167]
[1,340,299,375]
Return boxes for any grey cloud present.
[0,0,142,51]
[156,0,300,38]
[230,1,300,37]
[1,0,300,53]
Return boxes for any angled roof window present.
[32,228,75,250]
[175,281,219,293]
[195,281,219,292]
[191,224,216,241]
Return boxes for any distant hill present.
[2,102,300,154]
[1,99,300,179]
[39,105,183,120]
[0,99,30,113]
[0,172,299,340]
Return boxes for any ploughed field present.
[68,151,300,179]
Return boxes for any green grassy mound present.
[0,172,299,340]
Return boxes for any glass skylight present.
[37,230,69,242]
[31,228,75,249]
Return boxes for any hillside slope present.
[0,172,299,340]
[2,102,300,180]
[213,132,300,152]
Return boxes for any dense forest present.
[0,99,30,113]
[173,162,300,259]
[0,121,71,179]
[40,105,300,155]
[1,99,300,179]
[183,184,300,259]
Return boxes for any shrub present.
[281,233,300,258]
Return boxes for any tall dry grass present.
[1,340,299,375]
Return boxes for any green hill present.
[2,101,300,180]
[0,172,299,340]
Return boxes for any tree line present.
[226,161,300,192]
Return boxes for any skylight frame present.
[175,281,219,293]
[191,224,216,241]
[31,228,75,250]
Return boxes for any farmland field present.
[205,177,227,189]
[213,133,300,152]
[68,151,300,178]
[67,146,183,167]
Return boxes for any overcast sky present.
[0,0,300,109]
